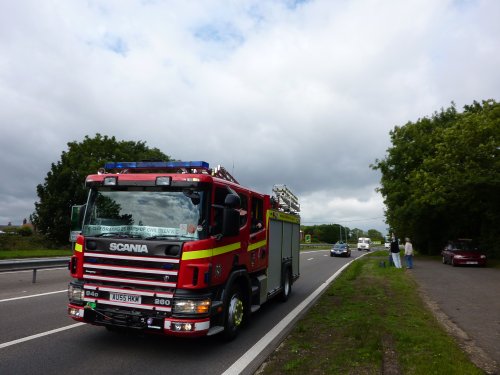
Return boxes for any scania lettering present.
[109,243,148,253]
[67,160,300,340]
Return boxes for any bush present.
[0,233,62,251]
[18,226,33,237]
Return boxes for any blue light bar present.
[104,161,209,170]
[104,162,137,169]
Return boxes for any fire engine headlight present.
[68,284,84,303]
[173,299,211,314]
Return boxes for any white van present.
[357,237,372,251]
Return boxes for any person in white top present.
[404,237,414,269]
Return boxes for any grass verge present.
[258,252,483,374]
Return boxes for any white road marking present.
[0,323,85,349]
[307,257,314,261]
[0,290,66,303]
[222,259,355,375]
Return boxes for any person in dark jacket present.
[390,233,402,268]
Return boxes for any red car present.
[441,239,487,267]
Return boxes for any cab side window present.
[251,197,264,233]
[238,193,248,228]
[211,186,227,235]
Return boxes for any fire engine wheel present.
[222,285,245,341]
[279,268,292,302]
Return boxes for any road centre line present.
[0,323,85,349]
[0,290,66,303]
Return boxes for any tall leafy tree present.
[31,134,170,244]
[367,229,383,242]
[373,100,500,256]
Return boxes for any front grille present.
[82,252,177,314]
[83,252,178,287]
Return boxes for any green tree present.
[372,100,500,256]
[31,134,170,244]
[350,228,365,241]
[301,224,350,243]
[17,226,33,237]
[367,229,383,242]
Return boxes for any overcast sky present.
[1,0,499,234]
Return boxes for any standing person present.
[390,233,402,269]
[388,241,394,266]
[404,237,414,269]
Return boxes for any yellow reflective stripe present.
[268,210,300,224]
[75,243,83,252]
[213,242,240,256]
[248,240,266,251]
[181,242,241,260]
[182,249,212,260]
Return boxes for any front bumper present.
[68,303,212,337]
[453,258,487,266]
[331,250,349,256]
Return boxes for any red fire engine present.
[68,161,300,340]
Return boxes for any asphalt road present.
[0,249,363,375]
[409,257,500,373]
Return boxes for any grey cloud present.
[1,0,499,234]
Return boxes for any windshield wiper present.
[144,235,173,240]
[144,235,195,240]
[93,232,137,238]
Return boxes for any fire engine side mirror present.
[222,207,240,237]
[69,204,86,242]
[224,193,240,208]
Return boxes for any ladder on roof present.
[272,184,300,214]
[211,165,239,184]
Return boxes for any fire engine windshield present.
[82,188,207,240]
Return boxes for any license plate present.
[466,261,478,265]
[109,292,141,304]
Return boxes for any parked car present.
[384,241,390,249]
[357,237,371,251]
[331,241,351,257]
[441,239,487,267]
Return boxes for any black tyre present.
[451,257,457,267]
[279,268,292,302]
[222,285,245,341]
